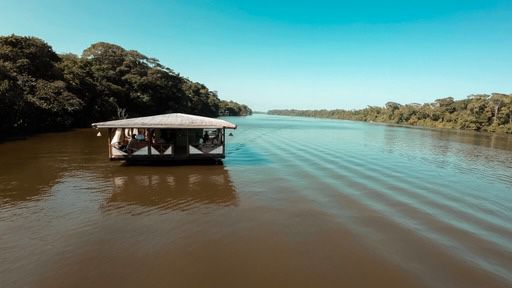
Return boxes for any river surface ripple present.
[1,114,511,287]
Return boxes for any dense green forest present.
[0,35,251,136]
[269,94,512,134]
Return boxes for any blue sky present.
[1,0,511,111]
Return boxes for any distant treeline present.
[0,35,251,136]
[269,95,512,133]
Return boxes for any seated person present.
[126,134,144,153]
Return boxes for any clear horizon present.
[1,0,511,111]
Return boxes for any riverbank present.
[268,94,512,134]
[271,113,512,135]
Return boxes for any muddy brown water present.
[1,115,511,287]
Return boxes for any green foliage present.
[219,100,252,116]
[0,35,83,133]
[0,35,251,136]
[269,94,512,134]
[25,80,84,130]
[0,35,60,80]
[0,62,24,132]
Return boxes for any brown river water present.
[1,114,511,287]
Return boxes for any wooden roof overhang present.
[92,113,237,129]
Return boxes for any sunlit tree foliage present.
[0,35,251,136]
[269,94,512,134]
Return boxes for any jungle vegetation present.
[0,35,251,136]
[269,94,512,134]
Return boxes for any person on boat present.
[212,129,221,144]
[153,129,165,144]
[126,134,139,153]
[202,131,209,144]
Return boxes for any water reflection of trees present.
[102,165,238,212]
[384,126,512,155]
[381,126,512,183]
[0,130,106,206]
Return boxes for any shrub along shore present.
[0,35,251,138]
[269,94,512,134]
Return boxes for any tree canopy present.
[0,35,251,136]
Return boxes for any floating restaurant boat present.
[92,113,237,162]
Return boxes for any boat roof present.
[91,113,237,129]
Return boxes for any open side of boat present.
[92,113,236,162]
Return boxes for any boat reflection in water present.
[102,165,238,214]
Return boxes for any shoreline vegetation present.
[268,94,512,134]
[0,35,251,138]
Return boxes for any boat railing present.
[189,143,224,155]
[111,141,174,157]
